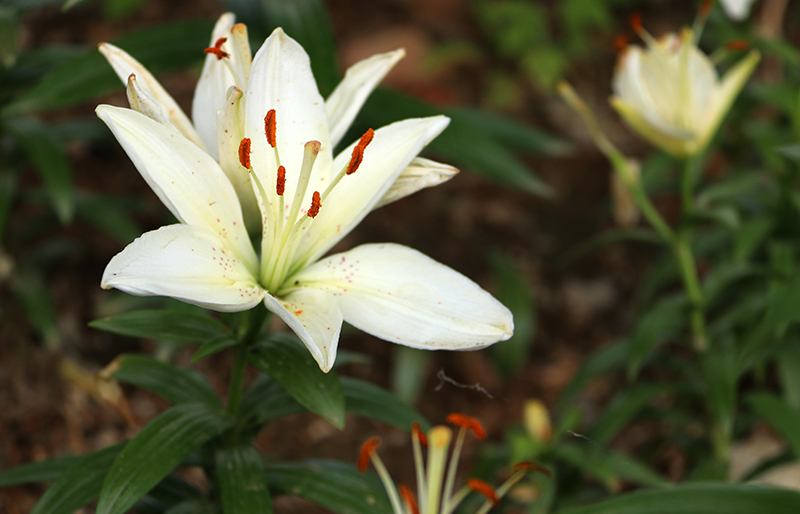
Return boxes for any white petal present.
[96,105,258,272]
[264,289,343,372]
[373,157,458,209]
[245,28,333,217]
[292,243,513,350]
[102,224,264,312]
[325,49,405,148]
[296,116,449,265]
[720,0,756,20]
[98,42,205,150]
[126,74,170,125]
[192,13,239,159]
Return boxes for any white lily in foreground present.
[99,13,457,234]
[97,26,513,372]
[358,414,547,514]
[611,12,760,157]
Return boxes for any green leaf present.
[240,375,306,429]
[6,117,74,223]
[775,143,800,162]
[0,454,82,487]
[0,6,20,67]
[96,403,233,514]
[162,498,218,514]
[10,267,60,350]
[342,377,430,431]
[557,339,627,413]
[89,309,234,344]
[191,334,240,362]
[489,251,535,376]
[555,483,800,514]
[588,382,677,447]
[74,191,143,245]
[361,89,554,196]
[778,342,800,410]
[264,460,392,514]
[0,170,17,243]
[747,392,800,458]
[246,333,345,429]
[390,346,431,405]
[216,446,273,514]
[627,294,687,379]
[30,443,125,514]
[110,354,222,407]
[4,20,214,115]
[602,452,669,488]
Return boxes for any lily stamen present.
[629,13,659,48]
[204,37,230,60]
[467,479,499,507]
[276,166,286,196]
[238,138,251,169]
[399,484,420,514]
[307,191,321,218]
[358,437,405,514]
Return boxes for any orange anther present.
[513,461,553,478]
[357,437,381,473]
[613,34,630,53]
[346,128,375,175]
[265,109,277,148]
[308,191,321,218]
[629,12,643,34]
[238,138,251,169]
[399,484,420,514]
[411,422,429,447]
[700,0,713,16]
[467,478,499,506]
[446,413,487,440]
[276,166,286,196]
[726,39,750,51]
[204,37,230,60]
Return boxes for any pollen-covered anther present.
[446,413,487,440]
[307,191,322,218]
[276,166,286,196]
[513,461,553,478]
[265,109,277,148]
[629,12,643,34]
[238,138,252,169]
[467,478,500,506]
[726,39,750,51]
[613,34,630,53]
[357,437,381,473]
[345,128,375,175]
[411,422,429,447]
[699,0,713,16]
[204,37,230,60]
[399,484,420,514]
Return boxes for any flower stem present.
[226,345,247,421]
[674,235,708,352]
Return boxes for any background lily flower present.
[720,0,757,20]
[611,21,760,157]
[99,13,457,234]
[97,27,513,372]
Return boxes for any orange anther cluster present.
[700,0,713,16]
[513,461,553,478]
[357,437,381,473]
[399,484,419,514]
[346,128,375,175]
[467,478,499,506]
[446,413,487,440]
[204,37,230,60]
[265,109,277,148]
[613,34,630,53]
[411,422,429,447]
[238,138,251,169]
[276,165,286,196]
[308,191,321,218]
[629,12,643,34]
[726,39,750,51]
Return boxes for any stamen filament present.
[411,423,428,512]
[425,426,452,514]
[440,426,467,514]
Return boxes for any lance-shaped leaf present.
[0,454,82,487]
[90,309,234,344]
[96,403,233,514]
[216,446,272,514]
[341,377,429,431]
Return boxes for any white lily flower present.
[97,27,513,372]
[611,16,760,158]
[720,0,757,21]
[99,14,456,234]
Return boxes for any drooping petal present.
[245,27,333,220]
[96,105,258,272]
[98,42,205,150]
[373,157,458,210]
[295,116,450,266]
[102,224,264,312]
[326,49,405,148]
[192,13,245,158]
[290,243,513,350]
[264,289,343,372]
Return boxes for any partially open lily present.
[100,14,457,234]
[97,23,513,372]
[611,9,760,157]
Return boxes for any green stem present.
[675,232,708,352]
[226,345,247,420]
[681,158,695,216]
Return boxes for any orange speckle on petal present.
[294,309,304,316]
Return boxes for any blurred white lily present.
[720,0,757,20]
[611,13,760,157]
[97,26,513,372]
[100,13,458,233]
[359,414,546,514]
